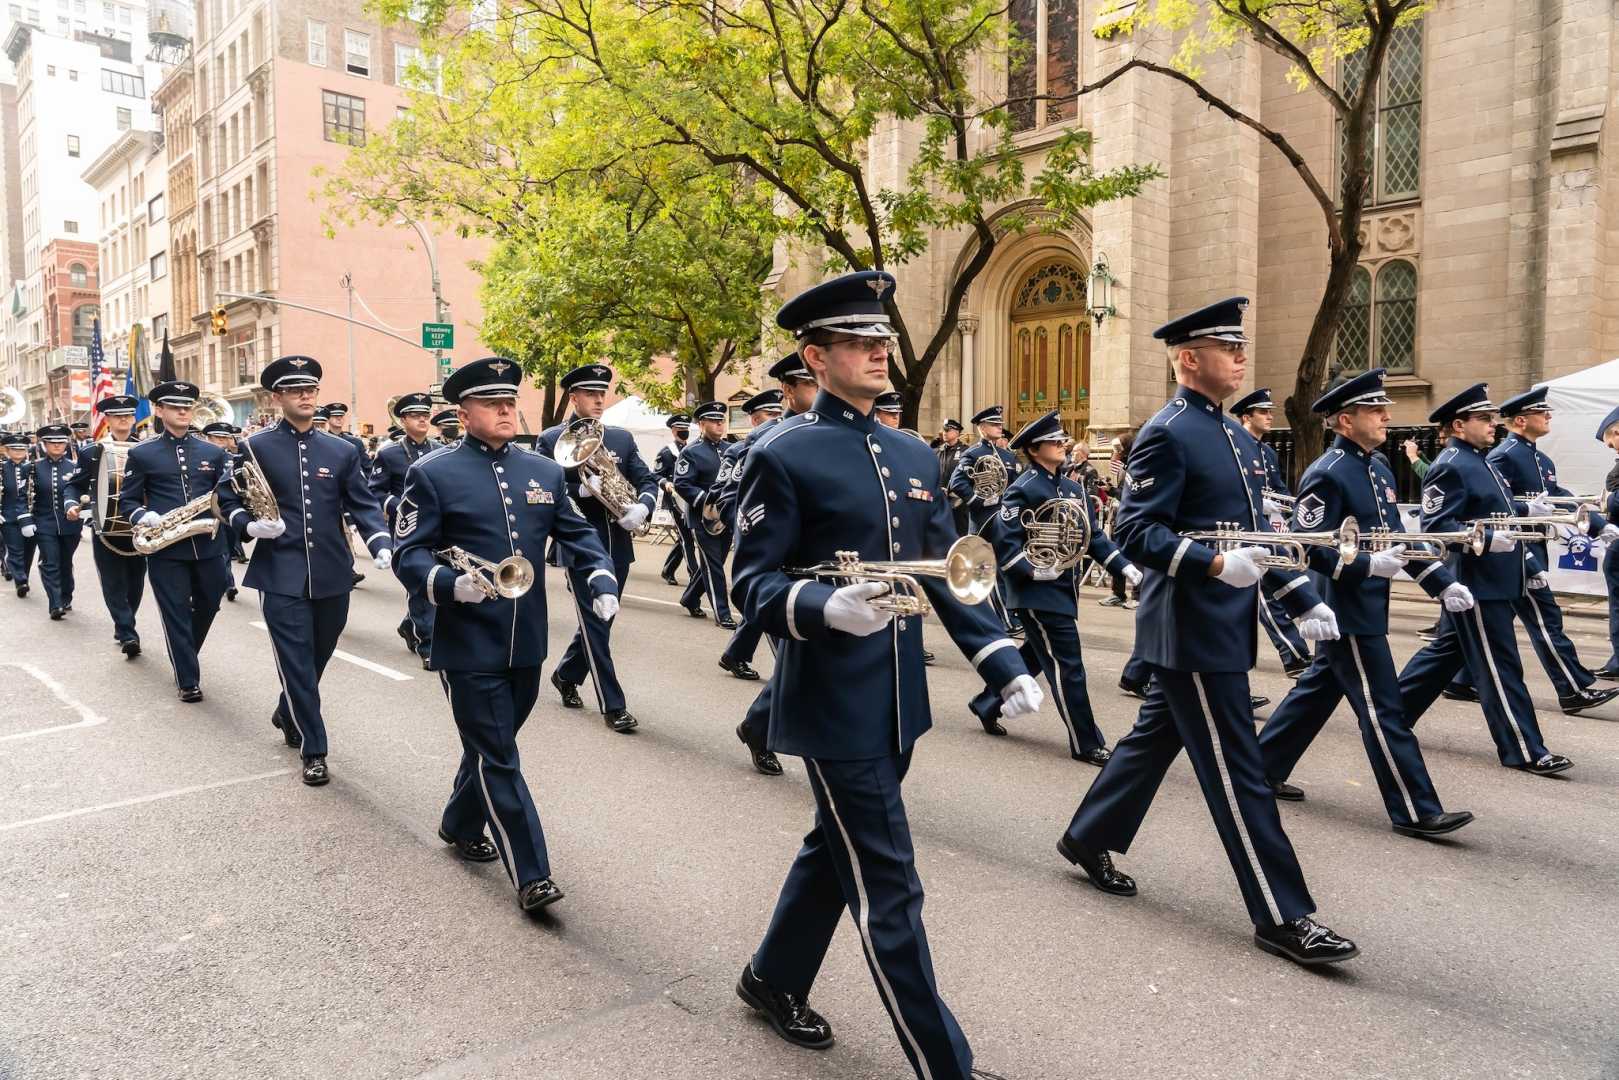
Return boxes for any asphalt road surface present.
[2,540,1616,1080]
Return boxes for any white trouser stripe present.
[564,572,608,713]
[1524,591,1581,691]
[1190,672,1283,925]
[259,591,306,745]
[440,671,518,890]
[1259,594,1307,661]
[1347,637,1416,821]
[1470,604,1531,762]
[807,760,934,1080]
[1026,614,1080,753]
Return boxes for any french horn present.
[1021,497,1093,573]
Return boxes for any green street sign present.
[436,354,453,379]
[422,322,454,350]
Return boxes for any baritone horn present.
[554,417,650,535]
[787,535,997,618]
[1021,497,1092,572]
[436,546,534,599]
[1181,516,1360,572]
[231,453,280,523]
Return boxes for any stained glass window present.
[1375,260,1417,373]
[1008,0,1037,132]
[1335,267,1372,373]
[1337,24,1421,206]
[1007,0,1078,132]
[1014,261,1086,311]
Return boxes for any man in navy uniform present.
[1397,383,1578,777]
[1231,388,1312,678]
[432,407,462,444]
[1057,297,1358,967]
[708,389,783,681]
[70,420,93,460]
[1256,369,1476,838]
[369,391,440,668]
[948,405,1018,534]
[2,432,37,596]
[1596,406,1619,679]
[236,356,391,785]
[395,357,619,913]
[872,389,903,427]
[654,413,693,586]
[23,424,84,620]
[118,380,244,701]
[535,363,658,733]
[202,421,244,602]
[967,409,1138,763]
[309,406,330,432]
[936,418,968,535]
[673,400,738,628]
[732,270,1042,1080]
[323,402,368,458]
[65,395,147,654]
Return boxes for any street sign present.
[436,355,453,379]
[422,322,454,350]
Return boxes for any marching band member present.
[935,418,968,535]
[322,402,369,459]
[1397,383,1577,776]
[872,389,903,427]
[948,404,1018,533]
[709,389,784,681]
[1256,369,1475,837]
[394,357,619,913]
[1057,297,1358,967]
[65,396,146,653]
[203,421,243,602]
[24,424,83,620]
[1231,388,1312,678]
[431,408,462,444]
[70,420,92,456]
[654,413,694,586]
[672,400,738,629]
[117,380,244,702]
[732,270,1041,1080]
[2,432,37,596]
[369,392,441,668]
[238,356,392,786]
[1597,405,1619,679]
[968,409,1137,763]
[536,363,658,733]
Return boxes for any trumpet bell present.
[944,535,997,605]
[491,555,535,598]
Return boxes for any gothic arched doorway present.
[1009,259,1090,437]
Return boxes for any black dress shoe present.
[661,571,679,586]
[736,963,834,1050]
[179,686,204,703]
[61,602,71,612]
[1416,622,1440,641]
[1055,835,1137,896]
[397,620,418,653]
[519,877,565,912]
[1442,684,1480,703]
[14,584,26,597]
[605,708,638,733]
[1593,665,1619,680]
[1249,694,1270,710]
[716,616,739,630]
[1517,753,1573,776]
[437,826,500,862]
[49,607,63,620]
[270,711,302,749]
[684,605,706,619]
[1283,661,1310,679]
[1253,916,1358,966]
[301,756,330,786]
[719,656,761,680]
[1118,679,1148,700]
[921,649,935,665]
[737,724,783,776]
[121,639,141,658]
[1271,780,1305,801]
[1073,746,1111,767]
[1392,810,1474,839]
[420,656,432,671]
[351,571,366,586]
[1560,686,1619,714]
[971,700,1007,737]
[225,587,238,602]
[551,670,583,709]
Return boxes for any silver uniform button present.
[888,491,897,502]
[891,516,900,527]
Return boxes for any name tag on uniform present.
[198,461,215,472]
[906,489,933,502]
[527,489,554,505]
[317,467,333,478]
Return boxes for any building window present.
[343,29,370,77]
[394,43,442,94]
[1339,23,1422,205]
[307,19,327,66]
[322,90,366,145]
[71,304,97,347]
[67,69,77,81]
[148,193,164,222]
[115,106,131,130]
[99,68,144,97]
[45,64,55,76]
[1007,0,1079,133]
[1335,260,1418,375]
[68,262,87,286]
[150,251,167,279]
[66,134,80,156]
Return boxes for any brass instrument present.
[436,546,535,600]
[1360,525,1486,561]
[131,491,222,554]
[1471,508,1591,542]
[231,454,280,523]
[1182,516,1361,572]
[701,501,725,537]
[1525,492,1604,510]
[92,440,141,556]
[1261,488,1296,512]
[1021,497,1093,573]
[554,417,650,536]
[787,534,997,618]
[967,452,1008,501]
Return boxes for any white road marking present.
[0,769,295,833]
[0,662,110,742]
[247,622,413,681]
[622,593,685,609]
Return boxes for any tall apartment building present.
[0,0,148,80]
[81,127,167,373]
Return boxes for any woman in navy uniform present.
[535,364,658,733]
[653,413,693,586]
[236,357,392,786]
[1256,369,1476,838]
[22,424,83,619]
[1396,383,1577,776]
[202,422,244,602]
[65,395,147,654]
[1596,406,1619,679]
[394,357,619,914]
[708,389,783,681]
[117,380,244,702]
[369,392,441,668]
[1231,388,1313,678]
[967,409,1138,763]
[2,432,38,596]
[1057,297,1359,967]
[732,270,1041,1080]
[673,400,738,628]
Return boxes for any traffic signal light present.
[210,307,227,335]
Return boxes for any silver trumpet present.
[1360,525,1486,560]
[787,534,997,618]
[1021,497,1093,572]
[1261,488,1296,512]
[554,417,650,535]
[1525,491,1604,510]
[436,546,534,600]
[1182,516,1360,572]
[1472,508,1591,542]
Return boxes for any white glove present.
[1600,524,1619,544]
[615,503,650,532]
[246,517,286,540]
[1262,496,1283,516]
[373,548,393,571]
[1122,564,1143,588]
[1213,546,1269,589]
[579,473,603,500]
[452,573,487,604]
[999,673,1045,719]
[1487,529,1517,553]
[1294,602,1341,642]
[1031,567,1061,581]
[823,580,895,637]
[592,593,619,621]
[134,509,162,527]
[1367,544,1407,579]
[21,523,35,538]
[1527,496,1556,516]
[1441,582,1475,613]
[1527,572,1549,590]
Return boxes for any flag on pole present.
[157,328,176,383]
[128,369,148,432]
[88,318,114,439]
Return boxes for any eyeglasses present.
[1187,342,1248,357]
[825,335,897,355]
[279,386,320,399]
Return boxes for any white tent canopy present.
[1532,357,1619,497]
[601,394,677,466]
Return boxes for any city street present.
[2,540,1617,1080]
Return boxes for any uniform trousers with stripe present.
[737,639,776,751]
[1259,635,1444,827]
[90,536,145,642]
[1121,649,1151,691]
[1062,668,1315,929]
[679,526,734,624]
[721,617,765,667]
[752,751,974,1080]
[439,666,550,889]
[1447,587,1595,699]
[1605,549,1619,671]
[662,514,692,581]
[1260,586,1310,670]
[146,557,229,689]
[35,531,79,610]
[556,563,629,714]
[2,521,36,583]
[966,612,1105,755]
[1398,600,1549,767]
[261,590,349,759]
[401,581,435,659]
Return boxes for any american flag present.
[88,319,114,439]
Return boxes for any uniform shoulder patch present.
[1123,470,1154,493]
[1421,483,1444,515]
[675,458,690,476]
[1295,492,1326,530]
[395,497,419,538]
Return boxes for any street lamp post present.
[399,216,449,383]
